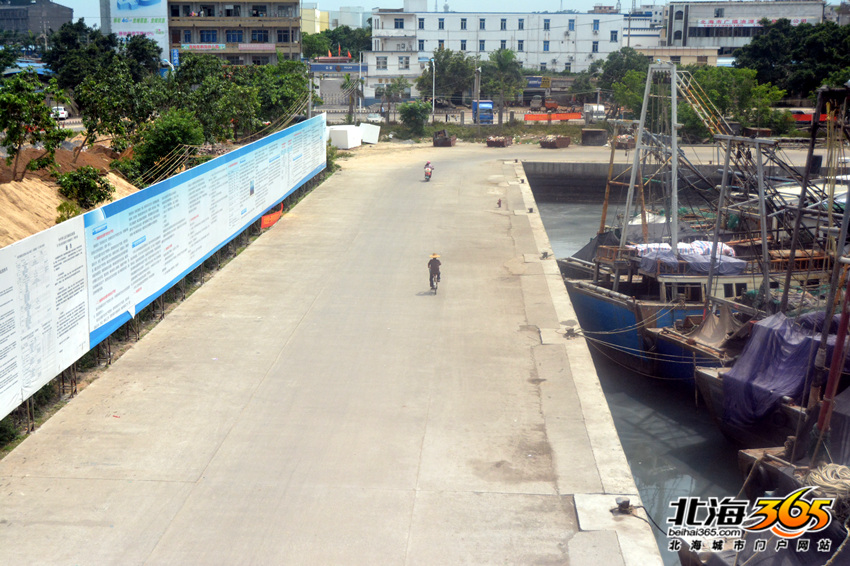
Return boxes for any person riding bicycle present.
[428,253,441,288]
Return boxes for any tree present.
[597,47,650,92]
[481,49,524,124]
[415,48,475,105]
[341,72,363,123]
[735,19,850,98]
[611,69,646,117]
[118,34,162,83]
[43,20,120,91]
[378,76,410,123]
[0,41,21,71]
[323,26,371,60]
[301,32,331,59]
[74,59,133,159]
[0,70,72,181]
[232,59,311,123]
[133,109,204,174]
[398,100,431,135]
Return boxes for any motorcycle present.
[424,167,433,182]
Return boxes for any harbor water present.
[538,201,742,565]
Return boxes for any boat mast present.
[619,64,661,251]
[670,65,679,251]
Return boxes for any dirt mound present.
[0,147,138,248]
[0,146,115,184]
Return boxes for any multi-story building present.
[366,0,624,98]
[302,2,329,34]
[167,1,301,65]
[329,6,370,29]
[0,0,71,36]
[663,0,825,55]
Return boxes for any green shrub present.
[398,101,432,136]
[55,166,115,208]
[0,415,18,445]
[55,201,83,223]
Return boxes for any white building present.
[366,0,625,98]
[664,0,825,55]
[329,6,370,29]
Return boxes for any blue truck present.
[472,100,494,124]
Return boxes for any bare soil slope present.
[0,147,138,248]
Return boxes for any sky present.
[65,0,619,31]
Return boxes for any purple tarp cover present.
[723,312,850,427]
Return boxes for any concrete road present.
[0,142,661,565]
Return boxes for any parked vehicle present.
[582,103,605,123]
[52,106,68,120]
[472,100,493,124]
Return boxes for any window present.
[183,30,191,42]
[394,18,404,29]
[592,19,600,31]
[200,29,217,42]
[610,30,618,42]
[518,18,524,30]
[670,56,681,63]
[544,19,550,31]
[500,18,506,31]
[460,39,467,50]
[418,18,424,29]
[592,41,599,52]
[500,39,506,49]
[565,63,571,73]
[479,18,485,30]
[376,56,387,70]
[251,4,267,17]
[517,40,524,52]
[569,19,575,31]
[418,39,425,50]
[276,29,289,43]
[170,29,180,43]
[438,39,444,49]
[225,5,241,16]
[170,5,180,17]
[479,40,485,51]
[227,29,243,42]
[438,18,444,30]
[675,10,684,20]
[714,8,724,17]
[674,30,683,40]
[251,29,268,42]
[461,18,467,30]
[224,55,241,65]
[543,40,549,51]
[199,4,214,16]
[253,56,269,65]
[399,56,409,69]
[540,62,547,71]
[697,55,708,64]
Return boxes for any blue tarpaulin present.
[723,312,850,427]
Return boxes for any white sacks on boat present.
[634,241,745,275]
[629,241,735,257]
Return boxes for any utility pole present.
[307,73,313,118]
[473,67,481,125]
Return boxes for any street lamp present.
[431,58,436,123]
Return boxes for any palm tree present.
[384,76,411,123]
[341,72,363,123]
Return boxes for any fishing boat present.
[563,64,839,381]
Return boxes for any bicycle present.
[430,272,439,294]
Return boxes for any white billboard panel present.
[0,216,90,417]
[107,0,170,61]
[0,115,327,422]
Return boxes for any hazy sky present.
[66,0,621,31]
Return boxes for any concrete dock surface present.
[0,141,686,565]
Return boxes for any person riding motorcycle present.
[424,161,434,179]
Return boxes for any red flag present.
[338,44,341,56]
[328,49,332,57]
[347,50,351,58]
